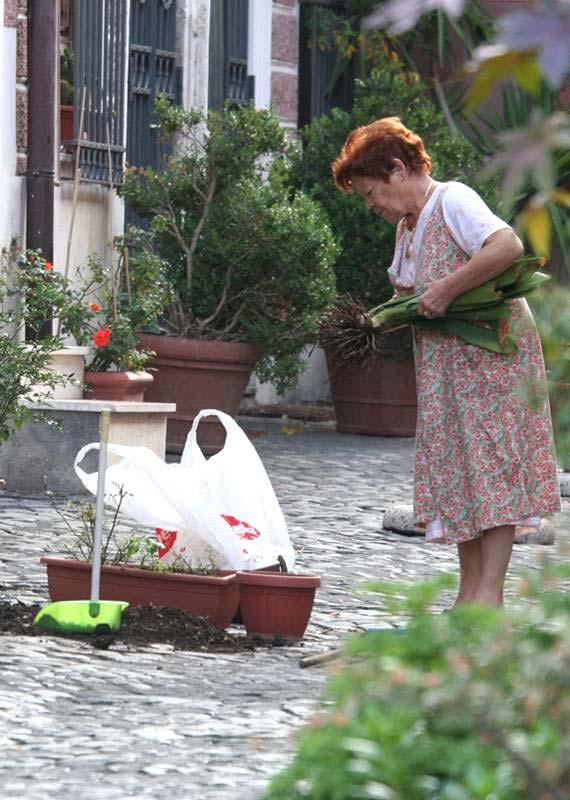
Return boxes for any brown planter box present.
[236,571,321,641]
[41,557,239,629]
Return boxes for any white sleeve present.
[441,182,511,257]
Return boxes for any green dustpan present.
[34,600,128,633]
[34,410,129,635]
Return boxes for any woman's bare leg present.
[454,537,483,606]
[475,524,516,607]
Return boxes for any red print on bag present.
[221,515,261,540]
[155,528,178,558]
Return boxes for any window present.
[298,1,354,128]
[127,0,179,172]
[209,0,254,111]
[67,0,129,184]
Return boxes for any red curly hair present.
[332,117,432,192]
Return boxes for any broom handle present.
[90,409,111,604]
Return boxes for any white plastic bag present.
[73,409,295,572]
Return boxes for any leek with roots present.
[368,256,549,354]
[320,257,549,367]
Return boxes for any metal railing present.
[71,0,129,185]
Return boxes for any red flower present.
[93,328,112,347]
[90,302,101,312]
[44,261,54,271]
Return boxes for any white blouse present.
[387,181,511,290]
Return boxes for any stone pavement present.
[1,425,569,800]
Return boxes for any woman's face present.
[351,170,409,224]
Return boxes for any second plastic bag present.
[74,409,295,572]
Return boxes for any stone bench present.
[0,399,176,496]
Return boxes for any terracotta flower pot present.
[41,557,240,629]
[325,338,417,437]
[236,571,321,641]
[138,334,259,454]
[83,370,154,402]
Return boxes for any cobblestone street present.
[1,425,569,800]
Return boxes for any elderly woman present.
[333,117,561,608]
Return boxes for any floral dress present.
[410,188,561,544]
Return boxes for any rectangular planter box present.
[41,557,240,629]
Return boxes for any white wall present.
[0,20,26,253]
[180,0,211,112]
[54,178,124,290]
[249,347,332,406]
[248,0,272,108]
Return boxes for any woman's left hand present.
[417,278,455,319]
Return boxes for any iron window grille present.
[70,0,129,185]
[127,0,179,173]
[209,0,254,111]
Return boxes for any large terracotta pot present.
[236,571,321,641]
[83,370,154,402]
[138,334,259,453]
[326,333,417,437]
[41,557,240,629]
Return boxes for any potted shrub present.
[289,56,497,436]
[119,99,338,452]
[40,496,240,629]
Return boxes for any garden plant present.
[264,564,570,800]
[119,100,339,392]
[0,246,90,445]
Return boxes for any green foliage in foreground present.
[264,565,570,800]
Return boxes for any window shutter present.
[209,0,253,110]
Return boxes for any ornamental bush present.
[0,246,87,445]
[264,565,570,800]
[119,100,339,393]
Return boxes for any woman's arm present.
[417,228,524,318]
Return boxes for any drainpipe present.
[26,0,59,337]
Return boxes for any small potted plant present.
[40,493,240,628]
[72,245,173,401]
[119,99,338,451]
[236,567,321,642]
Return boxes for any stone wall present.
[13,0,26,177]
[271,0,298,131]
